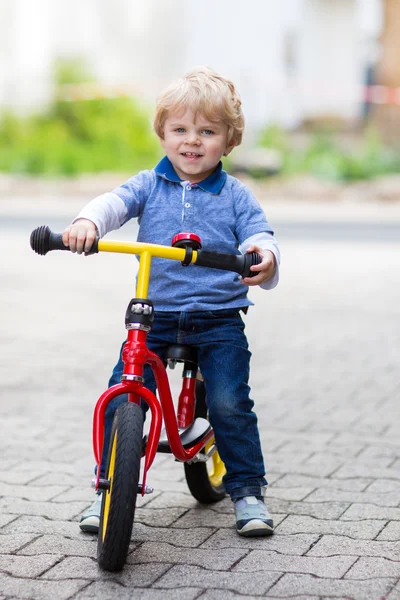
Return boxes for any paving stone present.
[187,497,233,514]
[357,445,400,459]
[50,486,99,502]
[333,464,400,479]
[200,593,320,600]
[153,564,281,595]
[267,573,397,600]
[266,457,342,478]
[0,460,20,471]
[0,470,49,485]
[345,556,400,579]
[134,507,188,527]
[17,534,97,557]
[172,508,234,529]
[74,582,201,600]
[275,515,385,539]
[0,483,69,502]
[0,514,18,529]
[273,473,372,492]
[305,488,400,507]
[278,440,365,457]
[0,533,39,553]
[366,478,400,493]
[266,499,350,519]
[172,508,286,529]
[0,573,87,600]
[234,550,357,577]
[0,497,89,520]
[307,534,400,560]
[197,591,264,600]
[28,472,95,487]
[200,530,319,554]
[2,515,86,538]
[340,504,400,521]
[145,478,191,493]
[132,523,215,547]
[128,541,247,570]
[263,450,314,466]
[42,556,170,586]
[3,460,94,474]
[377,521,400,541]
[334,433,400,448]
[0,554,61,577]
[387,581,400,600]
[143,491,199,510]
[264,486,315,501]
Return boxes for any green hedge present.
[0,59,161,176]
[0,97,161,176]
[259,124,400,181]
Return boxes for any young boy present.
[63,67,280,537]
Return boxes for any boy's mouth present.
[181,152,202,157]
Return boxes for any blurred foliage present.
[0,59,160,176]
[258,124,400,181]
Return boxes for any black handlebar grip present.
[195,249,262,278]
[30,225,99,255]
[242,251,263,278]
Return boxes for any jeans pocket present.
[206,309,241,319]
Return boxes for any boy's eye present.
[201,129,214,135]
[175,127,185,133]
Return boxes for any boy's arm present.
[62,170,154,254]
[62,192,127,254]
[239,232,280,289]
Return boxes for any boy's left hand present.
[241,245,276,287]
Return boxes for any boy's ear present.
[223,140,236,157]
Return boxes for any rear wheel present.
[184,380,226,503]
[97,402,144,571]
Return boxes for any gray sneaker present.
[234,496,274,536]
[79,492,102,533]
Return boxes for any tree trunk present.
[373,0,400,142]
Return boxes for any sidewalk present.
[1,181,400,599]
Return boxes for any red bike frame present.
[93,324,214,493]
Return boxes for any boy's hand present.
[62,219,98,254]
[241,245,276,287]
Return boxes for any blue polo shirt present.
[77,156,276,311]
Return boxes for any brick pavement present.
[0,193,400,599]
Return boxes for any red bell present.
[171,233,202,250]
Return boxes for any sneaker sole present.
[79,516,100,534]
[237,519,274,537]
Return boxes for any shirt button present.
[185,202,191,208]
[186,185,191,190]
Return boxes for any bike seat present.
[165,344,198,366]
[156,417,212,453]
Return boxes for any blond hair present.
[154,67,244,147]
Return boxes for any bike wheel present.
[97,401,144,571]
[184,380,226,503]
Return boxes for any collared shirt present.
[75,156,280,311]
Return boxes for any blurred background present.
[0,0,400,186]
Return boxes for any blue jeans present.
[100,309,267,498]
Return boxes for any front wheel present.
[184,380,226,503]
[97,402,144,571]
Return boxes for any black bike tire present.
[184,380,226,503]
[97,402,144,571]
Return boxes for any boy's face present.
[160,109,235,182]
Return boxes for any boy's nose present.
[185,133,200,145]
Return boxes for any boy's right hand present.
[62,219,98,254]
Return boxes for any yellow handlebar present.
[98,239,198,298]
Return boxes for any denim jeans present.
[100,309,267,498]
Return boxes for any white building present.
[0,0,382,132]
